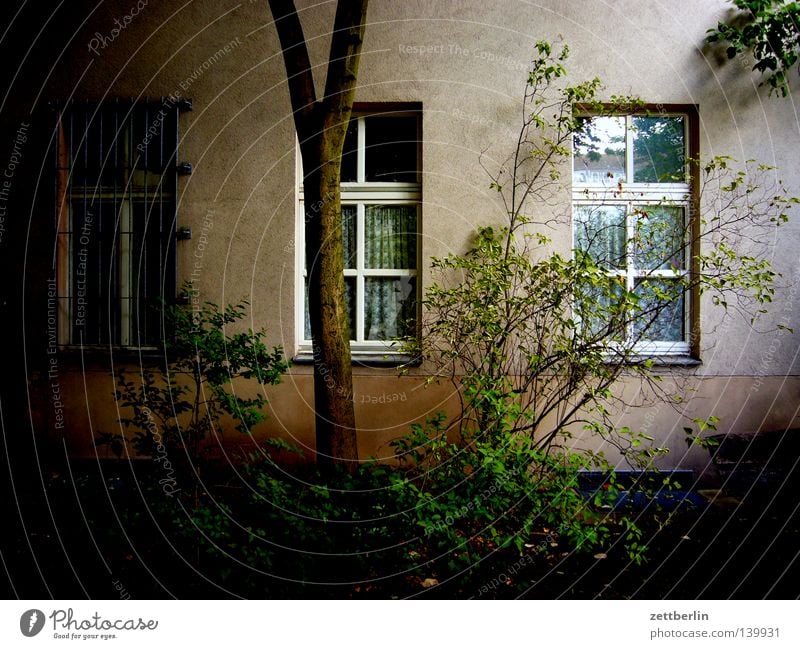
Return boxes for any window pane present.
[364,277,416,340]
[364,205,417,269]
[340,118,358,182]
[573,116,626,184]
[344,277,356,341]
[365,115,418,182]
[305,277,355,341]
[71,201,120,345]
[632,116,685,183]
[342,205,356,269]
[69,108,126,187]
[633,205,685,270]
[131,201,172,346]
[574,205,626,270]
[575,277,626,340]
[632,279,685,342]
[303,282,311,340]
[64,103,177,347]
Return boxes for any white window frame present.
[296,111,422,357]
[572,112,693,356]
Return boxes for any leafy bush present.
[389,413,623,565]
[396,40,795,569]
[98,290,289,480]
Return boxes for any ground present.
[3,460,798,599]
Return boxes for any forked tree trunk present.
[267,0,369,471]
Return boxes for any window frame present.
[295,105,422,359]
[571,105,700,358]
[55,99,182,349]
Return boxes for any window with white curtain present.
[297,108,421,356]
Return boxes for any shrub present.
[98,289,289,481]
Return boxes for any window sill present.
[618,354,702,368]
[292,351,418,368]
[55,345,166,363]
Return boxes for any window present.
[572,109,697,355]
[297,107,421,356]
[55,100,182,347]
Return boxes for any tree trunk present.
[302,161,357,468]
[268,0,369,471]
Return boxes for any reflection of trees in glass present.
[573,116,625,182]
[574,115,686,184]
[574,205,626,269]
[633,206,685,270]
[573,116,599,157]
[632,117,685,183]
[633,279,685,342]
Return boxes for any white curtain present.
[364,205,416,339]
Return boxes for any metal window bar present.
[55,99,179,347]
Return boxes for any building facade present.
[1,0,799,476]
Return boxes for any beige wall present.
[14,0,800,473]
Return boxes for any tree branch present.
[322,0,369,120]
[267,0,318,138]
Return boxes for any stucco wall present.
[5,0,800,474]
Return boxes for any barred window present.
[55,100,182,347]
